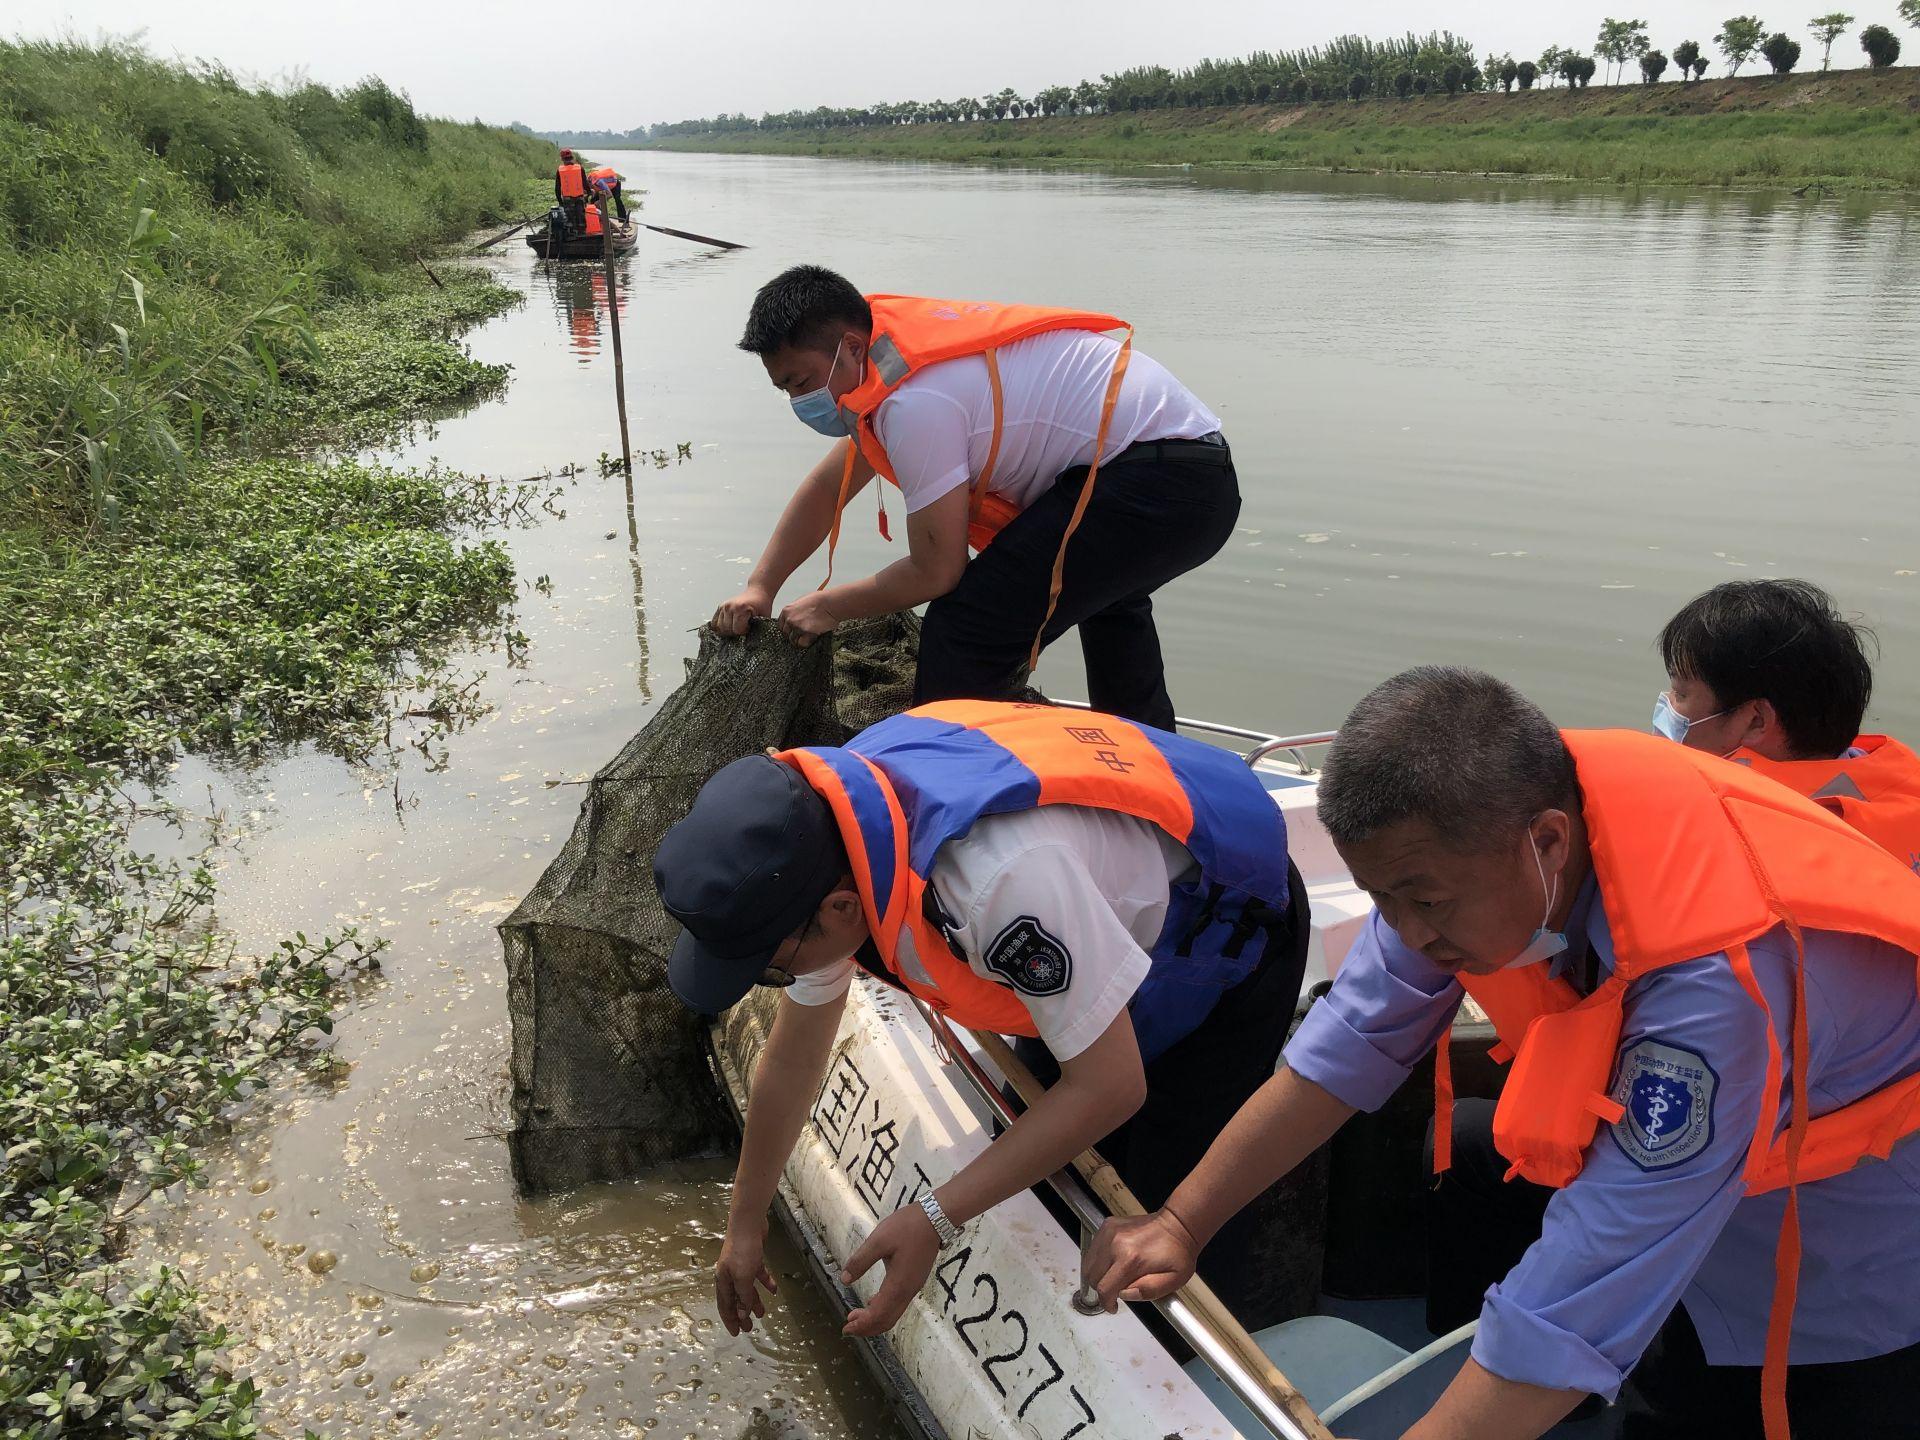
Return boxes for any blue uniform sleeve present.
[1283,911,1461,1112]
[1472,946,1783,1399]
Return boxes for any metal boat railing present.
[1052,699,1336,774]
[919,1006,1322,1440]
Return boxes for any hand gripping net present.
[499,614,921,1193]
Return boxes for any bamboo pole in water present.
[473,216,534,251]
[595,196,634,478]
[967,1027,1336,1440]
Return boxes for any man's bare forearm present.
[821,555,955,620]
[936,1072,1142,1228]
[1164,1066,1356,1246]
[728,996,844,1230]
[747,441,873,598]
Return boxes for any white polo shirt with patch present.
[784,804,1198,1060]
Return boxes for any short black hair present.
[1318,667,1578,853]
[738,265,871,358]
[1658,579,1874,759]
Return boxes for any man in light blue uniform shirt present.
[1084,667,1920,1439]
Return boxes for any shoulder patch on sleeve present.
[1609,1039,1719,1172]
[983,916,1072,997]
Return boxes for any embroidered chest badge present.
[983,916,1072,997]
[1610,1039,1719,1171]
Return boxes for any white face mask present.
[1652,691,1729,746]
[789,334,853,437]
[1502,824,1568,970]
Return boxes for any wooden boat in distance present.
[525,219,637,260]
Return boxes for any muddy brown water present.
[134,154,1920,1438]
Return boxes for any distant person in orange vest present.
[1083,667,1920,1440]
[587,164,627,221]
[711,265,1239,731]
[554,148,589,236]
[1655,578,1920,872]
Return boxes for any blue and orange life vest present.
[1732,734,1920,876]
[1441,730,1920,1440]
[817,295,1136,671]
[775,700,1293,1062]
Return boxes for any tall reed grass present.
[0,38,552,533]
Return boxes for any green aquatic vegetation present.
[268,273,521,447]
[0,37,549,532]
[0,770,379,1439]
[0,460,523,784]
[0,38,556,1438]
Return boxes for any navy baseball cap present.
[655,754,846,1015]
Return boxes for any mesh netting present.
[500,614,921,1194]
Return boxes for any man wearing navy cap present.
[654,700,1309,1342]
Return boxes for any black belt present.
[1114,430,1230,466]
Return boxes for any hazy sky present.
[17,1,1894,130]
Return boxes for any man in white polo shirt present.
[711,266,1238,731]
[655,704,1308,1338]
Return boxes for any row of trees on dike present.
[645,8,1917,137]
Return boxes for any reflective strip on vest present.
[1733,735,1920,875]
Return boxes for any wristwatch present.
[918,1189,963,1249]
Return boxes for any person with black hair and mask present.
[1654,578,1920,870]
[711,265,1240,732]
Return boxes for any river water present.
[137,153,1920,1439]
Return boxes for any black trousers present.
[1428,1098,1920,1438]
[915,439,1241,732]
[1014,859,1310,1320]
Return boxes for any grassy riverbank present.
[1,38,553,1439]
[640,67,1920,190]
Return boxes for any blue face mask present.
[1652,692,1727,745]
[789,337,853,437]
[1502,825,1568,971]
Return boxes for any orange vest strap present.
[967,347,1007,553]
[1028,324,1133,673]
[1432,1023,1456,1176]
[1759,920,1811,1440]
[774,740,1040,1038]
[818,442,860,591]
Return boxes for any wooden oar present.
[641,221,747,251]
[968,1027,1336,1440]
[473,217,536,251]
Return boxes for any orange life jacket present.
[1732,735,1920,876]
[773,700,1296,1060]
[582,203,604,236]
[1435,729,1920,1440]
[587,165,620,192]
[556,162,587,199]
[819,295,1134,671]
